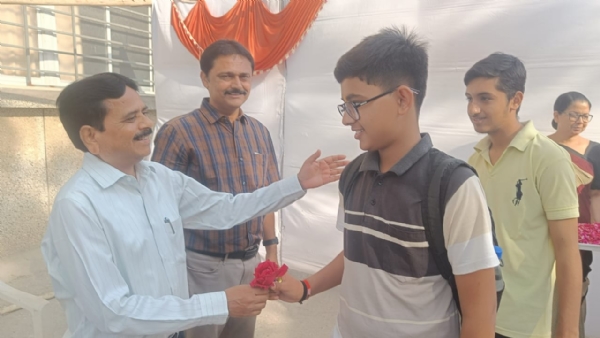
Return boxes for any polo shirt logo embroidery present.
[512,178,528,206]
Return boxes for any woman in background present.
[548,91,599,338]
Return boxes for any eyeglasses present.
[568,112,593,123]
[337,86,420,121]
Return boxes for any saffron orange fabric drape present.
[171,0,326,73]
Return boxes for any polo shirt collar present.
[359,133,433,176]
[474,120,538,154]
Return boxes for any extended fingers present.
[327,159,349,169]
[324,154,347,163]
[327,168,345,176]
[304,150,322,165]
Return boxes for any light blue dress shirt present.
[42,153,305,337]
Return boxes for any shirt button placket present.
[369,176,383,207]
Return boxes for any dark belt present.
[187,245,259,261]
[168,332,182,338]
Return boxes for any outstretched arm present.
[178,151,348,230]
[273,251,345,303]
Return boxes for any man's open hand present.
[297,150,348,190]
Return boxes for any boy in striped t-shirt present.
[274,27,500,338]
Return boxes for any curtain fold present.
[171,0,326,73]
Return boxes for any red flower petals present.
[579,223,600,245]
[250,260,289,289]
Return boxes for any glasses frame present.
[338,86,420,121]
[567,111,593,123]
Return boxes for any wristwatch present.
[263,237,279,247]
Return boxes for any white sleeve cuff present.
[192,291,229,326]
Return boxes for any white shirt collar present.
[81,152,156,189]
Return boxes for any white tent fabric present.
[152,0,600,335]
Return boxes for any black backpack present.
[340,149,504,315]
[421,148,504,315]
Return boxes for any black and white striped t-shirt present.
[334,134,499,338]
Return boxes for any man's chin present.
[358,140,373,152]
[472,126,489,134]
[135,147,152,160]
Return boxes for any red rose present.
[250,260,289,289]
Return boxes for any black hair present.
[200,40,255,75]
[464,52,526,113]
[551,91,592,129]
[333,26,429,112]
[56,72,138,152]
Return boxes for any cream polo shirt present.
[468,121,579,338]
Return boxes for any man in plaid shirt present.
[152,40,280,338]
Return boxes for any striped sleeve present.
[336,192,345,232]
[44,197,229,334]
[442,168,499,275]
[152,123,189,174]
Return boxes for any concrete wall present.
[0,87,155,259]
[0,108,81,258]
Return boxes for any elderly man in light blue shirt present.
[42,72,347,338]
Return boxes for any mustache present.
[133,128,153,140]
[225,89,247,95]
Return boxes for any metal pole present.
[105,6,112,73]
[71,6,79,80]
[148,5,153,92]
[22,5,32,85]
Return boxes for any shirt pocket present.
[164,216,186,264]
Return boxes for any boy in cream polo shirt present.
[464,53,582,338]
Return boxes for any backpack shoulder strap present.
[423,151,472,280]
[339,153,368,198]
[422,149,504,313]
[422,149,477,314]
